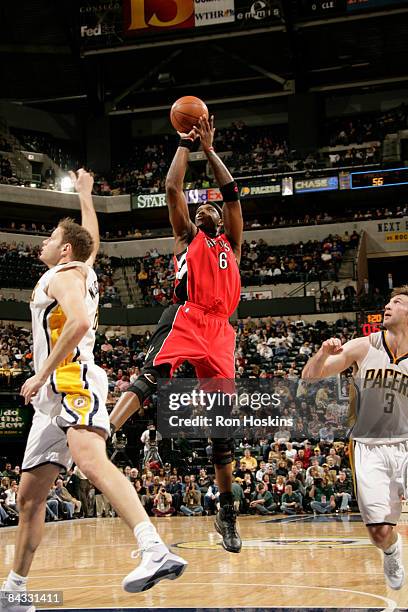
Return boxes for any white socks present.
[134,521,165,550]
[4,570,27,591]
[384,537,398,556]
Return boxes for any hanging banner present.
[194,0,235,27]
[124,0,235,35]
[234,0,283,24]
[0,401,31,438]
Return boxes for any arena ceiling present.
[0,1,408,116]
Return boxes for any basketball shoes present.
[214,505,242,553]
[122,543,187,592]
[383,534,405,590]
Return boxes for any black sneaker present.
[214,505,242,553]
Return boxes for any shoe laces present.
[222,507,238,533]
[130,542,162,560]
[130,547,147,560]
[385,553,402,576]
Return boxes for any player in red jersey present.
[110,115,243,553]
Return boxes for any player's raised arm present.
[195,115,243,264]
[301,336,369,380]
[165,130,198,250]
[69,168,99,267]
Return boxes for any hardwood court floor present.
[1,514,408,609]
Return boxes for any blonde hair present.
[391,285,408,299]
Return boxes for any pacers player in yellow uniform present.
[302,287,408,590]
[1,170,186,612]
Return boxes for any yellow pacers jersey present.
[351,330,408,444]
[31,261,98,376]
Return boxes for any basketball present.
[170,96,209,133]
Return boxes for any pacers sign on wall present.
[124,0,234,34]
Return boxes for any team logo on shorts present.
[73,396,90,409]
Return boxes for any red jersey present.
[173,230,241,317]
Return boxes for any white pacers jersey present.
[22,260,110,472]
[30,261,98,375]
[351,330,408,444]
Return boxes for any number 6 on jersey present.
[219,251,228,270]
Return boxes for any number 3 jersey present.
[351,330,408,444]
[173,229,241,317]
[31,261,99,376]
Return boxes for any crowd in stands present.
[239,235,350,285]
[0,230,390,313]
[0,436,354,525]
[10,128,81,173]
[328,103,408,147]
[1,201,406,245]
[0,314,361,393]
[92,119,383,194]
[0,242,122,306]
[127,234,356,308]
[0,310,373,526]
[5,103,407,197]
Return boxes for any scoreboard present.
[350,168,408,190]
[357,311,383,336]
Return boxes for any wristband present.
[220,180,239,202]
[178,138,195,151]
[207,146,215,152]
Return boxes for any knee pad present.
[211,438,235,466]
[127,371,158,404]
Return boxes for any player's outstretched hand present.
[69,168,94,196]
[177,128,199,141]
[194,115,215,152]
[321,338,343,355]
[21,373,47,405]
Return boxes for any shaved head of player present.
[194,203,222,237]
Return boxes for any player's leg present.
[368,524,404,590]
[211,437,242,553]
[67,426,187,592]
[3,463,60,591]
[109,304,184,431]
[109,368,161,432]
[198,320,241,553]
[354,441,405,589]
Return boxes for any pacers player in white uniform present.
[302,286,408,590]
[1,170,186,612]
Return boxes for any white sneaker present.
[383,534,405,590]
[122,544,188,593]
[0,584,35,612]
